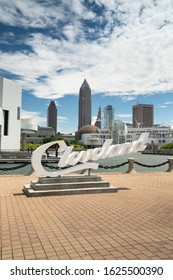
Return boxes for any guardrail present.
[0,158,173,174]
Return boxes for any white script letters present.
[31,133,149,177]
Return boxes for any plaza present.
[0,171,173,260]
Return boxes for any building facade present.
[47,101,57,134]
[21,118,38,150]
[77,125,110,147]
[94,106,102,128]
[132,104,154,128]
[25,126,55,144]
[78,79,91,130]
[126,126,173,147]
[0,77,22,151]
[103,105,114,128]
[110,120,127,144]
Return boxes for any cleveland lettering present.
[31,133,149,177]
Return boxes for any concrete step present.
[23,185,118,197]
[38,175,102,184]
[31,180,110,190]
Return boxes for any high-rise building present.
[132,104,154,128]
[47,101,57,134]
[0,77,22,151]
[78,79,91,130]
[103,105,114,128]
[94,106,101,128]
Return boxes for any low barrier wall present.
[0,158,173,174]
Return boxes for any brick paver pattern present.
[0,171,173,260]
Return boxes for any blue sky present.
[0,0,173,133]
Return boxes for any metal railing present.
[0,158,173,174]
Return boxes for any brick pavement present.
[0,171,173,260]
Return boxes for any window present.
[17,107,20,120]
[3,110,9,136]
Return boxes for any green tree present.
[42,137,69,146]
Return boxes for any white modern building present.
[21,118,38,149]
[126,126,173,147]
[0,77,38,151]
[0,77,22,151]
[77,122,173,149]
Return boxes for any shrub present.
[160,143,173,150]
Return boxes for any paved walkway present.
[0,172,173,260]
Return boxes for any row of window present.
[127,133,173,139]
[128,130,171,133]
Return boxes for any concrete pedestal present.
[23,175,118,197]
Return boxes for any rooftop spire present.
[95,106,101,128]
[81,79,90,90]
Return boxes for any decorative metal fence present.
[0,158,173,174]
[0,162,31,171]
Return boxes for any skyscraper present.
[132,104,154,128]
[47,101,57,134]
[78,79,91,130]
[103,105,114,128]
[95,106,101,128]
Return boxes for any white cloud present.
[157,105,167,108]
[120,95,137,102]
[22,110,69,128]
[0,0,95,30]
[58,116,68,123]
[0,0,66,28]
[21,110,46,126]
[94,0,116,10]
[91,116,97,125]
[116,114,132,118]
[164,101,173,105]
[0,0,173,100]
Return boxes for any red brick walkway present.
[0,172,173,260]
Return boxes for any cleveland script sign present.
[31,133,149,177]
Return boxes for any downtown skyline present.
[0,0,173,133]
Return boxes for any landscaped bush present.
[160,143,173,150]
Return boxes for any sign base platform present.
[23,175,118,197]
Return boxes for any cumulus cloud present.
[21,110,46,126]
[0,0,66,28]
[22,109,68,127]
[0,0,173,100]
